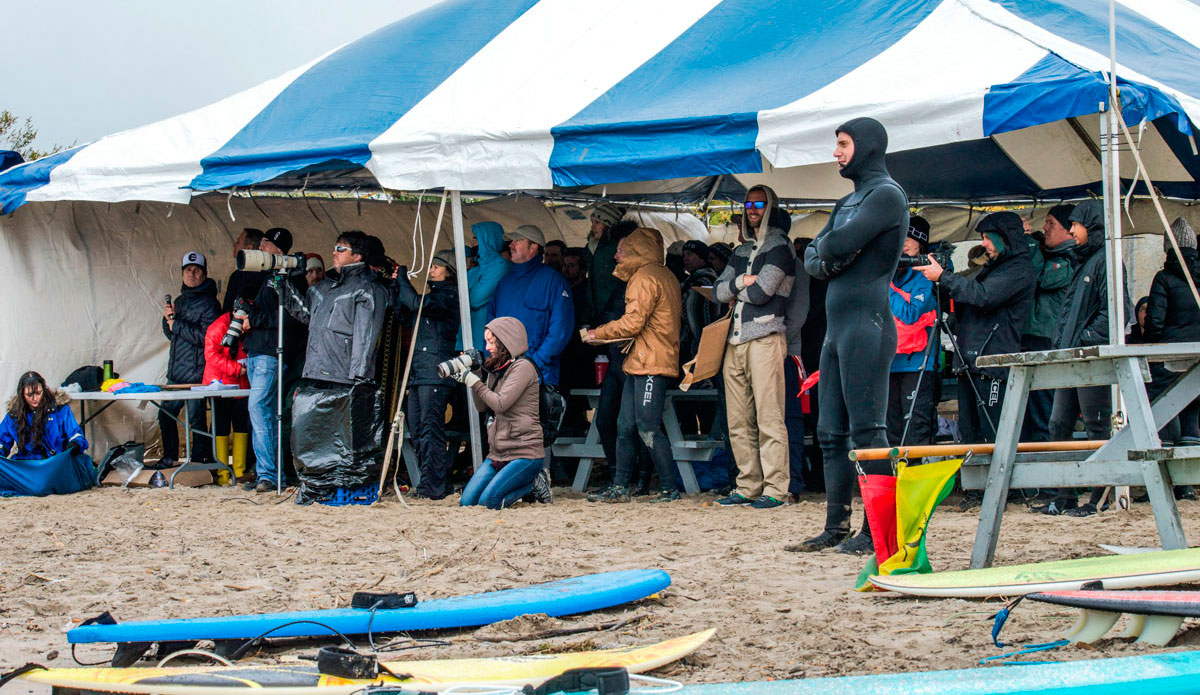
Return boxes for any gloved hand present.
[63,442,81,455]
[451,369,480,387]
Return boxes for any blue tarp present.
[0,450,98,497]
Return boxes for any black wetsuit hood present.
[836,117,891,190]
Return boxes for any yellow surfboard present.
[22,629,714,695]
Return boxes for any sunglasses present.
[334,244,351,253]
[743,201,767,210]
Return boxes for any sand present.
[1,485,1198,693]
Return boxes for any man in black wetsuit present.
[795,118,908,554]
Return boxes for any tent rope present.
[1113,92,1200,314]
[377,191,448,499]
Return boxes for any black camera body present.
[221,297,253,348]
[896,244,954,272]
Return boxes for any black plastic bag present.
[292,380,383,502]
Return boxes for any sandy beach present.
[2,486,1197,694]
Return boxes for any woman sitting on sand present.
[0,371,88,460]
[452,317,545,509]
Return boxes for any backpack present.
[519,357,566,446]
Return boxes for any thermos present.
[594,355,609,386]
[102,360,114,381]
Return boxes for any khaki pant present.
[722,333,789,500]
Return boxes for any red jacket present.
[202,314,250,388]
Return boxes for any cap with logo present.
[264,227,293,253]
[181,251,207,269]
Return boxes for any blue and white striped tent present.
[3,0,1200,213]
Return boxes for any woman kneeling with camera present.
[454,317,544,509]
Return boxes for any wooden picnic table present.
[966,342,1200,568]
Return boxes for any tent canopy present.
[3,0,1200,211]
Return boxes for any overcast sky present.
[6,0,440,151]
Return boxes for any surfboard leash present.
[982,596,1068,665]
[0,664,45,690]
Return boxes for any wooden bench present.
[550,388,722,494]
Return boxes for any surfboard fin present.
[1062,609,1120,644]
[1120,613,1184,646]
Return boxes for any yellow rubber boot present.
[214,435,231,485]
[232,432,251,482]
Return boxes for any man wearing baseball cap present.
[487,224,574,386]
[242,227,308,491]
[159,251,221,465]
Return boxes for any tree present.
[1,109,65,161]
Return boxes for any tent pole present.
[1103,0,1131,511]
[451,190,484,472]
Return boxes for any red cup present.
[594,355,610,385]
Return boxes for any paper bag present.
[678,316,731,390]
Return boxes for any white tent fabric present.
[3,0,1199,209]
[0,195,571,450]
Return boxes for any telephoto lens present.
[221,298,252,348]
[435,349,483,378]
[238,249,304,272]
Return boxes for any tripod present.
[898,277,998,447]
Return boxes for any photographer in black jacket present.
[241,228,308,491]
[392,250,460,499]
[916,212,1035,450]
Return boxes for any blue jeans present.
[460,458,544,510]
[247,354,278,483]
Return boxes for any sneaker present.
[651,489,681,503]
[750,495,785,510]
[587,485,631,503]
[1175,485,1196,501]
[1064,502,1098,517]
[834,532,875,556]
[241,480,258,492]
[530,468,553,504]
[1031,500,1075,515]
[255,480,276,493]
[716,492,753,506]
[956,492,983,512]
[784,529,849,552]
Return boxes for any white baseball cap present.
[181,251,207,269]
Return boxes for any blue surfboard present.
[680,651,1200,695]
[69,569,669,644]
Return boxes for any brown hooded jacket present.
[592,227,682,377]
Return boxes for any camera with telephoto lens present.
[221,298,252,348]
[896,244,954,271]
[238,249,305,273]
[436,348,483,379]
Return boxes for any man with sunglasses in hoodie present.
[714,185,796,510]
[797,118,908,554]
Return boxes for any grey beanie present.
[1168,217,1197,252]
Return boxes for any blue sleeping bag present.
[0,450,97,497]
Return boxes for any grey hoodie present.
[714,185,797,345]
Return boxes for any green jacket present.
[1025,238,1076,339]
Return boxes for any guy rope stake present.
[378,191,449,499]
